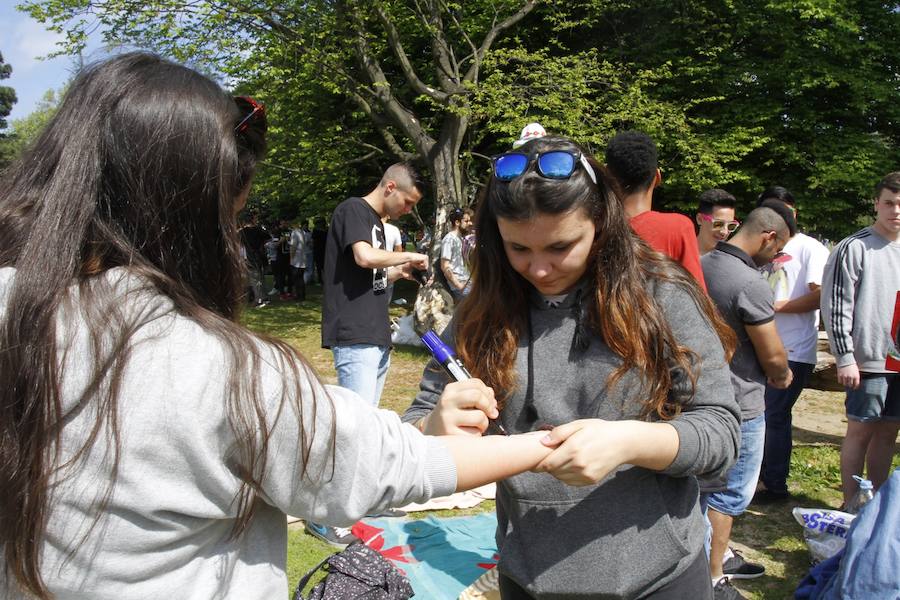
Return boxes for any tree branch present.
[347,88,416,161]
[440,0,478,65]
[340,149,382,166]
[463,0,536,83]
[371,2,452,101]
[422,0,462,93]
[342,1,436,158]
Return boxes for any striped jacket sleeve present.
[821,233,865,368]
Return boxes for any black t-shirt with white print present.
[321,196,391,348]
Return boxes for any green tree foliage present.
[18,0,900,239]
[0,89,61,170]
[554,0,900,236]
[21,1,538,226]
[472,46,768,204]
[0,52,17,131]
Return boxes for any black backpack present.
[293,542,415,600]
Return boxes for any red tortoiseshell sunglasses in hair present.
[234,96,266,134]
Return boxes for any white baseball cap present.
[512,122,547,149]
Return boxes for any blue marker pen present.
[421,330,509,436]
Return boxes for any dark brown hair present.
[456,136,735,420]
[0,53,329,597]
[698,188,737,214]
[875,171,900,196]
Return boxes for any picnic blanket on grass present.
[400,483,495,513]
[351,512,499,600]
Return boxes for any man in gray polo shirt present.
[701,205,795,598]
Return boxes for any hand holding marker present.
[420,330,509,436]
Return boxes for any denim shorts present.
[705,414,765,517]
[845,373,899,422]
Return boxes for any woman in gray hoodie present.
[404,136,741,599]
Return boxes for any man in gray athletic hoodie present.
[821,171,900,507]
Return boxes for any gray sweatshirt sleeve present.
[821,238,860,368]
[402,326,457,425]
[654,283,741,479]
[257,356,457,526]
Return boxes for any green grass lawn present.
[244,280,898,599]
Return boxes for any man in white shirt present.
[289,221,308,301]
[382,215,404,298]
[440,208,473,299]
[382,216,403,252]
[754,187,830,503]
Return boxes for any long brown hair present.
[456,136,735,420]
[0,53,330,597]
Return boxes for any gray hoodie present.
[404,279,740,599]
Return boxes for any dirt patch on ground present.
[792,387,899,449]
[792,389,846,442]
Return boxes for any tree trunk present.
[413,127,465,335]
[334,0,533,334]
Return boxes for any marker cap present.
[421,330,455,364]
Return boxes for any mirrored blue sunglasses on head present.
[493,150,597,185]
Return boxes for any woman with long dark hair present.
[404,136,741,598]
[0,53,555,599]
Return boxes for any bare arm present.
[442,432,553,491]
[534,420,680,486]
[775,284,821,314]
[351,240,428,270]
[441,258,464,291]
[745,320,792,388]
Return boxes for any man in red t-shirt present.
[605,131,706,290]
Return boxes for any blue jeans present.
[332,344,391,407]
[761,361,814,494]
[704,414,766,517]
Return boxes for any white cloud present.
[1,7,106,119]
[1,8,75,120]
[7,15,66,73]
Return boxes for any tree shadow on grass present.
[242,287,325,337]
[792,425,900,452]
[734,499,824,599]
[734,545,812,599]
[792,426,844,446]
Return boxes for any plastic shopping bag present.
[792,507,856,564]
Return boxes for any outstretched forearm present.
[441,432,553,491]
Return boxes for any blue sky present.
[1,2,106,122]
